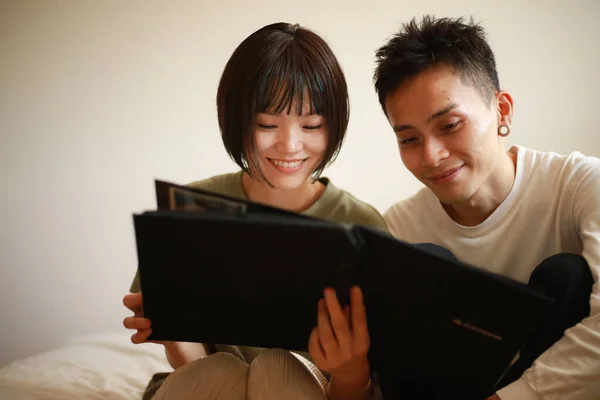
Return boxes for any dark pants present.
[376,245,594,400]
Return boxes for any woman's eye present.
[304,124,323,131]
[258,124,277,130]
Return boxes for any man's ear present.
[497,90,514,127]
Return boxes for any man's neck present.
[443,149,517,227]
[241,172,325,213]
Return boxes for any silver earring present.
[498,124,510,137]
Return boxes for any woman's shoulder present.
[186,171,245,198]
[337,189,388,232]
[314,178,388,232]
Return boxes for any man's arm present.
[496,164,600,399]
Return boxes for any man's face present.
[384,65,505,205]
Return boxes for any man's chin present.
[429,187,467,206]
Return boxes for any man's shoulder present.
[383,187,434,237]
[561,149,600,177]
[518,146,599,176]
[384,187,432,219]
[517,146,600,193]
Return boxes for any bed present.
[0,332,172,399]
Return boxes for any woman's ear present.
[496,90,514,127]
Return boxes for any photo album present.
[132,179,554,397]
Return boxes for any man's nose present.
[422,137,449,167]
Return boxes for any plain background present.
[1,0,599,366]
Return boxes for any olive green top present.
[129,171,388,365]
[130,170,387,292]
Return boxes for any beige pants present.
[153,349,327,400]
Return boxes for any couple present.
[123,15,600,400]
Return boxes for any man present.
[374,15,599,400]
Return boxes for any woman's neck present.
[241,172,326,212]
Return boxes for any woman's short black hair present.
[217,22,349,180]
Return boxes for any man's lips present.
[427,166,463,181]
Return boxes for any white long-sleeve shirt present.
[383,145,600,400]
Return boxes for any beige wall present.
[1,0,598,365]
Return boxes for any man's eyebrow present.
[392,103,460,133]
[426,103,459,122]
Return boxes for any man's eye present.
[442,121,461,132]
[400,137,417,145]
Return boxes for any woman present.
[123,22,385,400]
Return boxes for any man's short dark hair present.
[373,15,500,115]
[217,22,349,180]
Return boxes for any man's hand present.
[309,286,372,400]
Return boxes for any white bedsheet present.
[0,332,172,400]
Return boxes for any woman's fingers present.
[317,298,337,358]
[308,326,328,370]
[323,288,352,355]
[123,292,143,314]
[309,287,372,379]
[349,286,370,353]
[343,305,350,324]
[131,328,153,344]
[123,316,151,330]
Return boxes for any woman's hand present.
[309,286,372,400]
[122,291,209,369]
[122,292,157,344]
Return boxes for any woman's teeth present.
[271,159,303,168]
